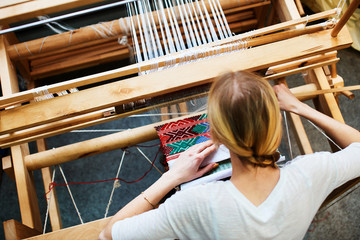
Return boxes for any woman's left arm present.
[99,140,216,240]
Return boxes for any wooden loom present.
[1,0,359,239]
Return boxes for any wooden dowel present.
[265,58,340,81]
[23,82,358,170]
[31,47,129,78]
[293,85,360,99]
[266,51,337,75]
[28,15,252,78]
[331,63,337,78]
[24,111,205,170]
[6,0,249,60]
[341,90,355,99]
[294,0,305,16]
[331,0,360,37]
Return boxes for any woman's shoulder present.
[283,142,360,167]
[169,181,229,203]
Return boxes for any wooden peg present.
[331,0,360,37]
[331,63,337,78]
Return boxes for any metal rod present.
[0,0,140,35]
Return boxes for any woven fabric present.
[155,113,211,162]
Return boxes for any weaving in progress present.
[155,113,232,189]
[0,0,359,239]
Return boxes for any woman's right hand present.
[273,84,303,114]
[167,140,216,185]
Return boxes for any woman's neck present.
[229,151,280,206]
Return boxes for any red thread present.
[307,211,330,232]
[45,145,162,199]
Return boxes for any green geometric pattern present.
[167,137,199,155]
[192,123,208,134]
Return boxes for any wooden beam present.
[288,112,313,154]
[0,9,337,109]
[0,27,352,135]
[276,79,313,155]
[3,219,41,240]
[1,33,42,231]
[264,58,340,80]
[11,144,42,231]
[25,217,110,240]
[21,79,344,171]
[312,67,345,123]
[37,139,62,231]
[273,0,301,27]
[0,0,109,25]
[0,36,19,95]
[266,51,337,75]
[5,0,250,60]
[2,155,14,180]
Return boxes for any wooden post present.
[2,155,14,180]
[3,219,41,240]
[312,67,345,123]
[331,0,360,37]
[0,36,19,95]
[11,144,42,231]
[1,35,42,232]
[37,139,62,231]
[273,0,302,28]
[275,78,313,155]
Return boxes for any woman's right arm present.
[273,84,360,149]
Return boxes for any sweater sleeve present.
[111,184,217,240]
[111,203,177,240]
[287,142,360,200]
[330,142,360,188]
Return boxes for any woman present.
[100,71,360,240]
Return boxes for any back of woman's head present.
[208,71,281,168]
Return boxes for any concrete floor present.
[0,4,359,239]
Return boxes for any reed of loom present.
[1,0,360,239]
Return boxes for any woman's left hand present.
[167,140,217,185]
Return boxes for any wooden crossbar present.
[25,218,110,240]
[0,0,108,24]
[0,9,337,110]
[0,27,352,136]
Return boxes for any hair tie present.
[252,151,280,168]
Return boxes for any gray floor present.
[0,5,360,239]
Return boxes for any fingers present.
[188,140,213,152]
[197,144,216,159]
[197,163,218,177]
[190,141,216,160]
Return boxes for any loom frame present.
[1,0,359,239]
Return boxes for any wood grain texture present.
[3,219,41,240]
[0,9,337,109]
[0,28,352,135]
[25,218,110,240]
[0,0,108,24]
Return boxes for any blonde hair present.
[208,71,282,168]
